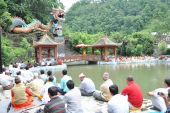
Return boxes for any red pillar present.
[48,48,51,59]
[39,46,42,64]
[35,47,38,63]
[54,46,58,61]
[114,47,117,62]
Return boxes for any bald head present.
[103,72,110,81]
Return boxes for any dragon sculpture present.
[9,8,65,36]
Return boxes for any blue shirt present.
[60,75,72,93]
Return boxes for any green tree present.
[158,41,167,54]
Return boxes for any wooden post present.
[100,48,103,60]
[82,47,86,60]
[39,46,42,64]
[35,47,38,63]
[114,47,117,62]
[54,46,58,61]
[104,47,108,61]
[48,48,51,59]
[92,48,94,60]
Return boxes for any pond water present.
[55,63,170,98]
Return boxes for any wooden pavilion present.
[33,34,62,64]
[76,36,122,62]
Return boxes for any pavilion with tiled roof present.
[76,36,122,61]
[33,34,62,63]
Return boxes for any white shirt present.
[80,77,95,93]
[151,88,169,112]
[39,74,48,82]
[64,87,83,113]
[0,74,13,86]
[108,94,129,113]
[40,82,55,104]
[22,70,34,82]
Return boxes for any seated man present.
[64,80,83,113]
[93,72,113,102]
[27,73,44,97]
[11,76,33,109]
[122,76,143,110]
[39,76,55,104]
[44,86,65,113]
[108,84,129,113]
[161,89,170,113]
[45,71,57,86]
[60,69,72,95]
[147,78,170,112]
[39,70,48,83]
[79,73,95,96]
[0,70,14,98]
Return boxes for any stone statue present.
[9,8,65,35]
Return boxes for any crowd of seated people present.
[118,56,157,64]
[1,66,170,113]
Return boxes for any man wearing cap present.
[79,73,95,96]
[93,72,113,102]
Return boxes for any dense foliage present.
[63,0,170,56]
[65,0,170,34]
[0,0,63,65]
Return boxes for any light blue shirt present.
[60,75,72,93]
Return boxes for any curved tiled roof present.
[33,34,61,47]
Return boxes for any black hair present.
[48,86,58,96]
[48,76,54,82]
[62,69,67,75]
[66,80,74,90]
[164,78,170,87]
[47,71,52,76]
[40,70,45,74]
[16,71,21,75]
[15,76,21,84]
[127,76,134,82]
[168,89,170,97]
[109,84,119,96]
[25,66,29,70]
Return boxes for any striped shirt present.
[44,96,65,113]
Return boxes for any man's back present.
[41,82,55,104]
[80,77,95,93]
[100,79,113,101]
[64,88,82,113]
[44,96,65,113]
[108,94,129,113]
[122,81,143,108]
[60,75,72,93]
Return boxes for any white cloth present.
[39,74,48,82]
[80,77,95,93]
[21,70,34,82]
[0,74,13,86]
[64,87,83,113]
[108,94,129,113]
[150,88,169,112]
[40,82,55,104]
[9,67,19,77]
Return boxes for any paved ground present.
[0,86,159,113]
